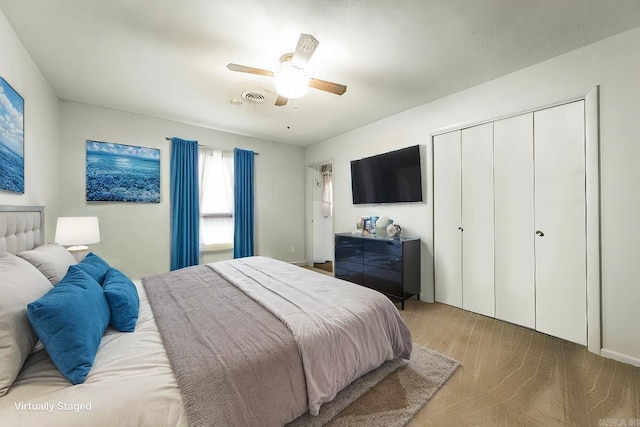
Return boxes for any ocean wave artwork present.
[86,140,160,203]
[0,77,24,194]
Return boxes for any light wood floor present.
[400,299,640,426]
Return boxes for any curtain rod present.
[165,137,259,155]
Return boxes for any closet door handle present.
[458,227,463,231]
[536,230,544,237]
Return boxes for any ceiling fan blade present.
[291,34,319,67]
[227,63,274,77]
[275,95,288,106]
[309,78,347,95]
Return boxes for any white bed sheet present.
[0,281,188,427]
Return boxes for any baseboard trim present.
[601,348,640,367]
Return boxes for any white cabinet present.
[434,100,587,345]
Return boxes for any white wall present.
[58,101,306,280]
[0,11,60,239]
[306,27,640,363]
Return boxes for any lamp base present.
[66,245,89,262]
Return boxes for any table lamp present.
[55,217,100,261]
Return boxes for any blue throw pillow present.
[27,265,110,384]
[103,268,139,332]
[75,252,110,284]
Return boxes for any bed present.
[0,205,413,426]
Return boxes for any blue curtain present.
[233,148,255,258]
[170,138,200,270]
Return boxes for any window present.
[198,149,234,251]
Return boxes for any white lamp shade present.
[274,62,309,99]
[55,217,100,246]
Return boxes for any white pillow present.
[17,243,77,285]
[0,253,53,397]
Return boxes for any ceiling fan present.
[227,33,347,107]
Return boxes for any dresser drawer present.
[336,235,364,250]
[335,236,364,263]
[363,266,403,298]
[363,252,403,272]
[335,269,364,286]
[335,249,362,264]
[335,260,363,274]
[364,239,402,256]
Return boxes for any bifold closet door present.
[534,101,587,345]
[461,123,494,317]
[493,113,535,328]
[433,130,462,307]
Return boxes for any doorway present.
[309,162,334,273]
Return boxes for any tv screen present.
[351,145,423,204]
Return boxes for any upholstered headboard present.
[0,205,45,254]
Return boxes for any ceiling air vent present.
[241,91,268,104]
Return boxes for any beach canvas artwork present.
[86,140,160,203]
[0,77,24,194]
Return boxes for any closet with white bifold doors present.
[433,98,591,346]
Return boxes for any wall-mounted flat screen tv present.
[351,145,423,204]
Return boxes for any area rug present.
[288,344,459,427]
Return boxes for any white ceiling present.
[2,1,640,147]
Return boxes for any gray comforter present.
[144,256,412,426]
[212,257,412,416]
[143,265,307,427]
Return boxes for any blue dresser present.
[334,233,420,309]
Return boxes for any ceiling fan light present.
[274,61,309,99]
